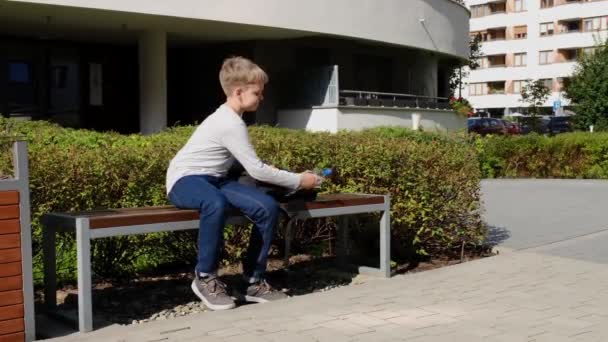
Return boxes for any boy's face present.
[237,82,265,112]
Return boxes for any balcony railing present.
[339,90,451,110]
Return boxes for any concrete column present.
[412,113,422,130]
[138,30,167,134]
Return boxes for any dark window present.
[8,62,31,84]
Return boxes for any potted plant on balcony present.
[449,96,474,117]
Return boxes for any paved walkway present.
[43,180,608,342]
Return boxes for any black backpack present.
[227,160,318,203]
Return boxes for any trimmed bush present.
[475,132,608,179]
[0,119,484,284]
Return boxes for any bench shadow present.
[484,224,511,248]
[44,257,360,329]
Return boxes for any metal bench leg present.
[283,218,296,268]
[359,196,391,278]
[336,216,350,266]
[43,223,57,310]
[379,202,391,278]
[76,218,93,332]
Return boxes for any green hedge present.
[0,119,484,284]
[475,132,608,179]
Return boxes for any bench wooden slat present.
[0,220,20,235]
[0,332,25,342]
[0,276,22,292]
[47,194,385,229]
[0,318,24,336]
[0,263,21,278]
[0,192,18,206]
[0,290,23,307]
[0,304,24,321]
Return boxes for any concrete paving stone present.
[338,313,388,328]
[221,333,272,342]
[281,319,326,333]
[206,327,250,338]
[300,326,361,342]
[261,330,319,342]
[178,336,225,342]
[298,313,344,324]
[365,323,428,340]
[387,312,458,330]
[483,333,537,342]
[319,318,375,336]
[367,308,412,320]
[418,301,488,318]
[566,329,603,342]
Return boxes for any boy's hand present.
[299,172,320,189]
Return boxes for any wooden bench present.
[41,193,391,332]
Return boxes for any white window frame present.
[540,22,554,36]
[539,50,553,65]
[514,53,527,67]
[513,80,525,94]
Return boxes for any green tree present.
[520,79,551,116]
[450,33,483,98]
[565,39,608,130]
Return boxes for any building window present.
[471,5,488,18]
[514,53,527,66]
[540,22,555,36]
[582,46,598,56]
[513,80,525,94]
[558,77,571,90]
[559,49,578,62]
[514,25,527,39]
[469,83,486,96]
[8,62,31,84]
[488,81,506,94]
[514,0,526,12]
[560,19,581,33]
[540,0,554,8]
[584,17,604,31]
[542,79,553,91]
[539,50,554,65]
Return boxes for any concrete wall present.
[338,107,465,133]
[277,108,339,133]
[277,107,465,133]
[11,0,469,60]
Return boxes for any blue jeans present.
[168,175,280,280]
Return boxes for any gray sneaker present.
[191,274,236,310]
[241,279,288,303]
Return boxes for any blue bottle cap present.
[322,168,333,177]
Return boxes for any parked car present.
[467,117,508,135]
[546,116,573,134]
[519,116,550,134]
[500,119,522,135]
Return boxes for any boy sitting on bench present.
[166,56,320,310]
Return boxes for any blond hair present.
[219,56,268,95]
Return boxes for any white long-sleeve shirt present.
[166,104,301,194]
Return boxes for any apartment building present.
[464,0,608,116]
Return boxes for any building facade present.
[464,0,608,117]
[0,0,470,134]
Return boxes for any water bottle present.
[313,168,333,187]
